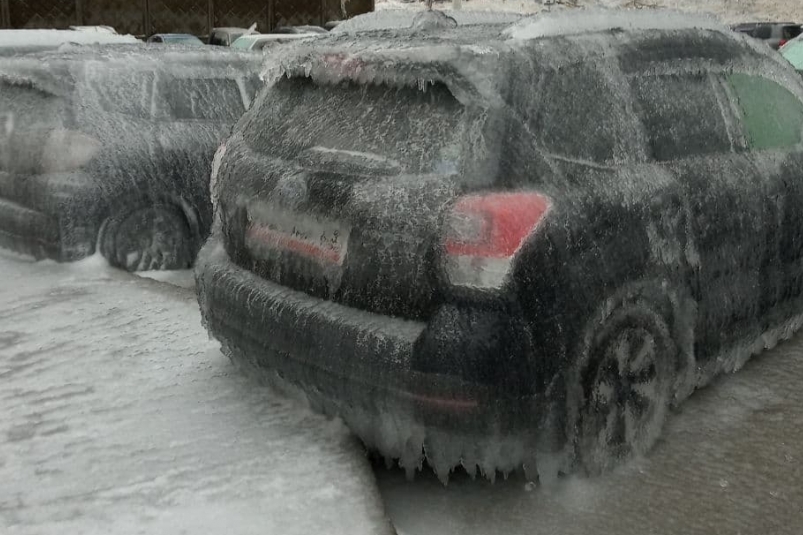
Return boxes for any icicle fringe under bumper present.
[195,238,559,481]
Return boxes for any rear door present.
[626,69,770,361]
[720,70,803,325]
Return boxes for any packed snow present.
[0,251,391,534]
[376,0,803,24]
[503,8,726,39]
[0,29,139,48]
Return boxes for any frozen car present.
[147,33,205,45]
[208,27,250,47]
[0,45,260,270]
[196,10,803,479]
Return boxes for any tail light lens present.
[442,192,551,289]
[40,129,101,173]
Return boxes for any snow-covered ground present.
[376,0,803,25]
[0,251,391,534]
[2,254,802,534]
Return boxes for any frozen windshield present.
[244,77,466,174]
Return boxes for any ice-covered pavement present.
[0,252,392,534]
[378,319,803,534]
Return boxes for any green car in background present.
[781,35,803,73]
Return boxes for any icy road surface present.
[378,323,803,534]
[0,252,391,535]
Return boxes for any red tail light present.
[442,192,552,289]
[779,39,788,48]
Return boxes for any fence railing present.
[0,0,373,37]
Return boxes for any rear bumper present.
[195,238,552,438]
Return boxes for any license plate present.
[245,202,351,266]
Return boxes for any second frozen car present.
[0,45,260,270]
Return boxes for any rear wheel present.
[100,206,194,272]
[570,295,677,474]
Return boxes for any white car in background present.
[230,32,323,51]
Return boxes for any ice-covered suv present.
[196,10,803,479]
[0,45,259,270]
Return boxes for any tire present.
[570,294,677,475]
[100,205,195,272]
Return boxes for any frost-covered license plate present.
[245,203,351,266]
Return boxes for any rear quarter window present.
[161,77,245,122]
[629,73,732,161]
[528,62,638,164]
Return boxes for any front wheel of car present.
[100,205,194,272]
[570,295,677,475]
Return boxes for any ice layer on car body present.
[198,9,803,482]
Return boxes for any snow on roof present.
[504,8,728,40]
[0,29,139,48]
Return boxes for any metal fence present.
[0,0,373,37]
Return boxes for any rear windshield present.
[244,77,466,174]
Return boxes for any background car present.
[196,10,803,480]
[69,25,119,34]
[732,21,801,49]
[208,27,251,46]
[0,45,260,271]
[147,33,205,45]
[231,32,323,51]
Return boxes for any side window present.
[754,25,772,39]
[84,64,155,119]
[209,33,222,46]
[529,63,635,164]
[629,73,731,161]
[727,73,803,150]
[161,78,244,121]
